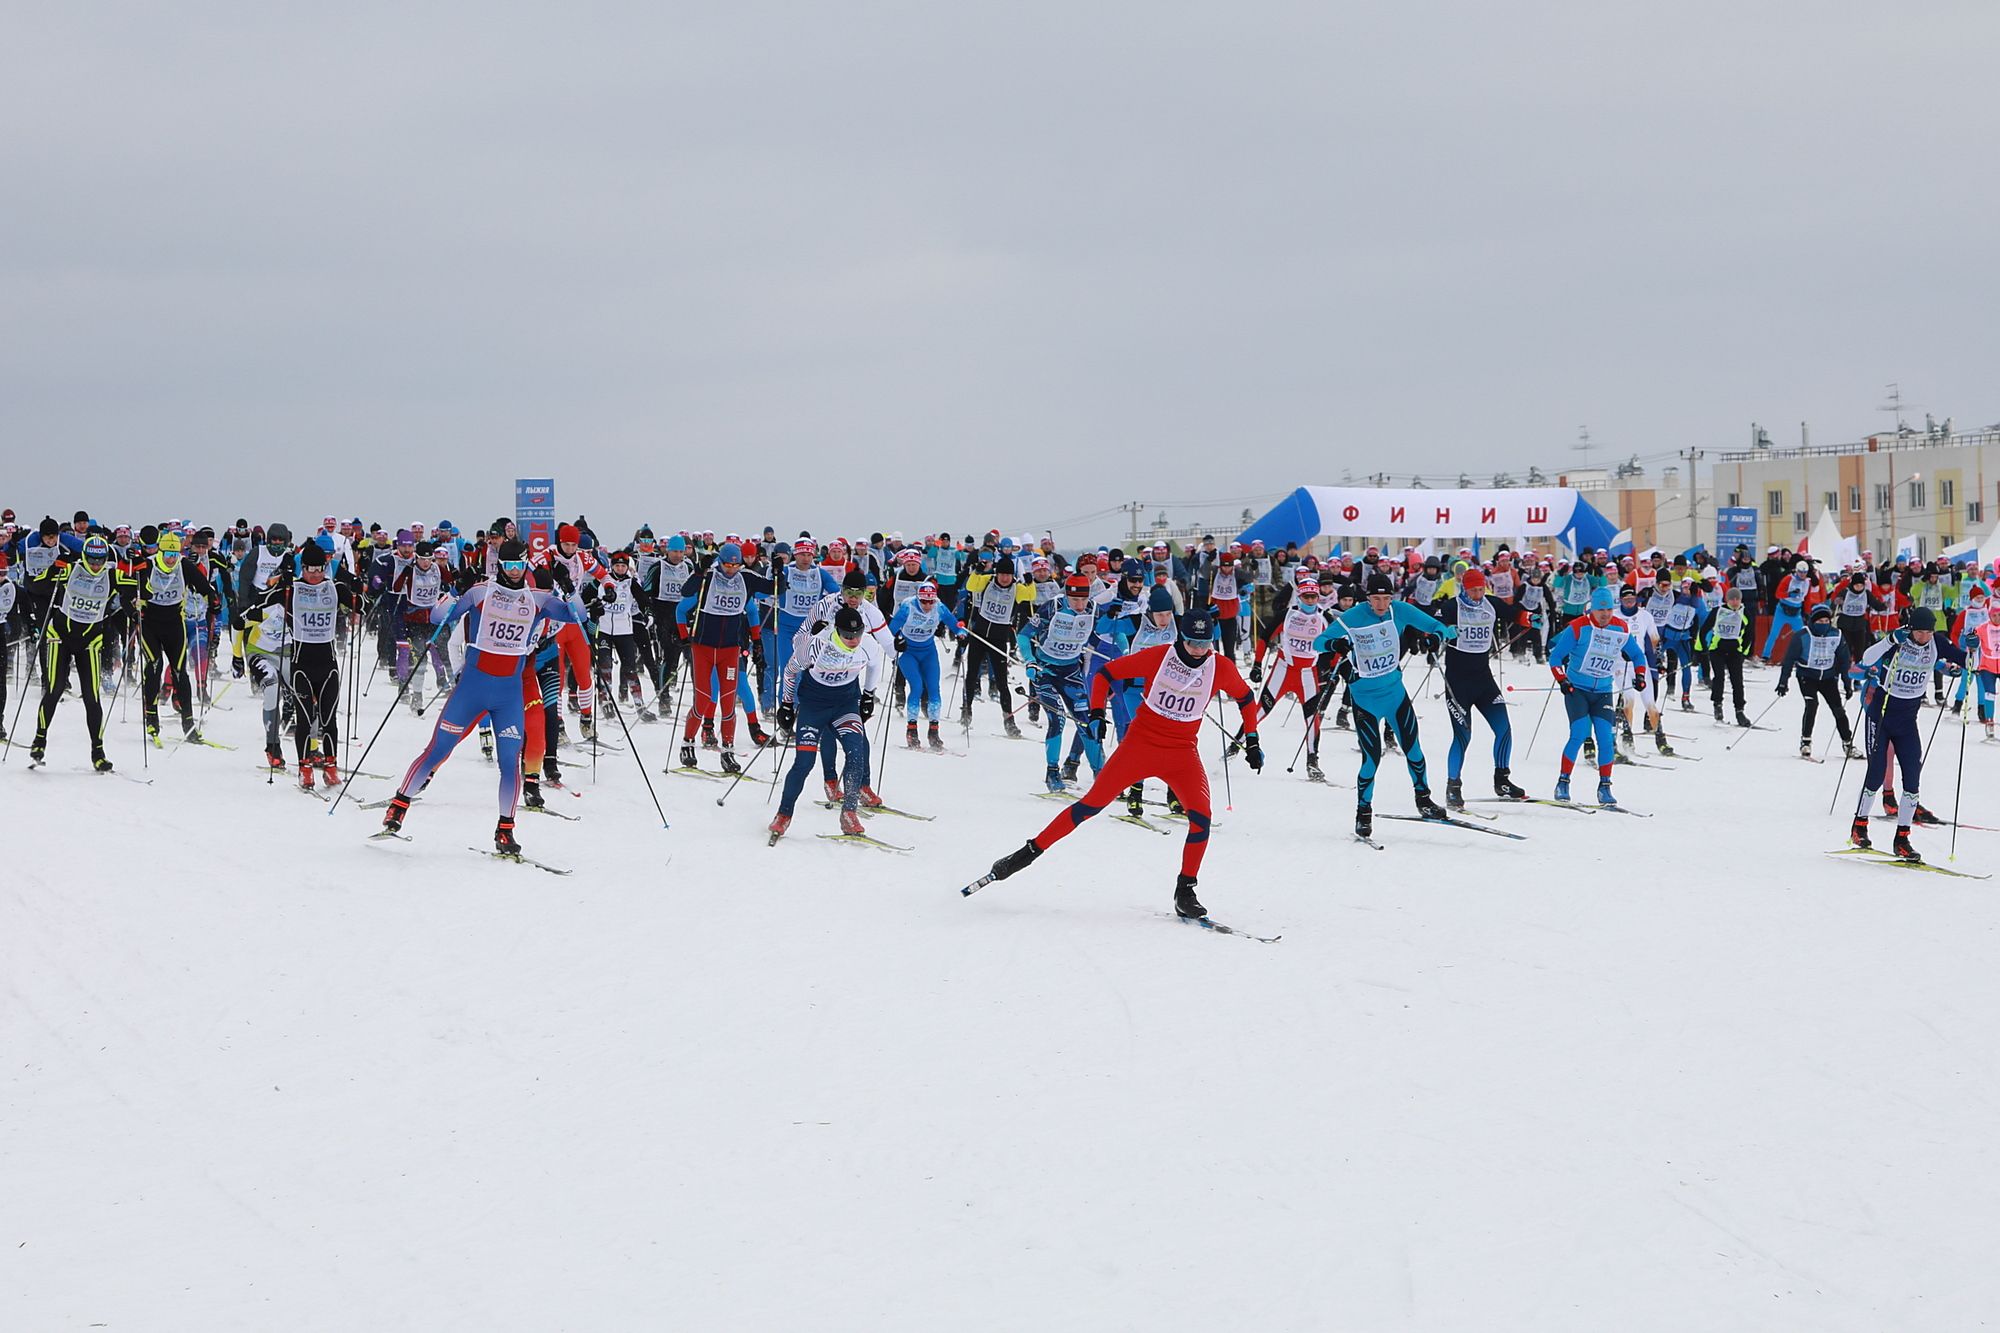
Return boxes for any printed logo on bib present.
[702,571,748,618]
[60,566,114,624]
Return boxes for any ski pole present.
[1949,708,1969,861]
[328,624,439,816]
[1523,678,1558,761]
[597,689,671,828]
[1723,695,1782,751]
[3,590,58,764]
[1211,699,1235,811]
[871,658,900,799]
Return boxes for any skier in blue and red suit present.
[378,538,589,856]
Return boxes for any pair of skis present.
[366,827,573,875]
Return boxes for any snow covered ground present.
[6,656,1998,1331]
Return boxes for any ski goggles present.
[498,559,529,577]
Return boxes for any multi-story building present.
[1710,426,2000,563]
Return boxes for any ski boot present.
[823,777,843,803]
[1305,751,1325,783]
[1027,700,1041,725]
[145,722,162,749]
[181,716,201,745]
[1554,773,1572,803]
[1581,736,1595,763]
[748,720,773,748]
[1712,700,1724,722]
[1597,779,1616,808]
[1735,709,1753,728]
[1653,726,1675,757]
[1383,723,1398,754]
[906,721,921,750]
[1003,715,1025,739]
[495,817,521,857]
[1620,720,1634,746]
[1126,784,1145,817]
[29,731,47,764]
[1354,803,1373,839]
[858,785,885,810]
[299,762,316,791]
[580,713,599,743]
[1494,767,1528,800]
[523,777,545,809]
[639,705,659,723]
[989,838,1043,881]
[1167,790,1186,817]
[1892,828,1919,862]
[1413,787,1448,821]
[719,750,742,775]
[1680,693,1693,713]
[1044,764,1065,793]
[409,687,425,713]
[544,753,564,788]
[701,721,719,751]
[1882,790,1899,818]
[92,751,114,774]
[319,755,340,787]
[1174,874,1207,921]
[1843,737,1860,759]
[927,722,945,752]
[1334,705,1351,731]
[1061,755,1081,784]
[1849,815,1871,849]
[767,813,791,844]
[479,726,495,760]
[838,808,866,837]
[1951,698,1964,716]
[677,742,697,770]
[1912,804,1944,828]
[1445,778,1465,812]
[265,747,286,771]
[1800,738,1814,759]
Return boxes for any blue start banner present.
[1715,506,1758,556]
[516,478,555,555]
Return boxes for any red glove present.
[676,623,690,641]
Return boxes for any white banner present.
[1300,487,1585,537]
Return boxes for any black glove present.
[1633,669,1647,693]
[777,701,796,731]
[1243,732,1264,772]
[231,653,245,678]
[1422,632,1443,655]
[1086,707,1106,741]
[859,693,877,721]
[894,634,909,654]
[1258,686,1276,713]
[1249,660,1263,683]
[1774,683,1787,697]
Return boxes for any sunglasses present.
[499,559,528,575]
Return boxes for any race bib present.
[473,585,537,656]
[977,581,1016,624]
[1142,650,1215,721]
[147,564,186,608]
[1452,600,1495,654]
[1282,606,1327,658]
[702,571,748,618]
[1211,570,1238,601]
[1716,608,1744,640]
[25,543,57,575]
[1646,593,1674,622]
[1921,584,1944,610]
[1040,607,1094,662]
[1347,618,1400,679]
[61,566,113,624]
[292,579,339,643]
[1666,603,1696,632]
[807,632,866,687]
[781,567,824,618]
[1805,633,1839,671]
[1841,589,1870,617]
[408,564,443,609]
[1887,641,1936,698]
[900,603,941,641]
[1579,625,1629,679]
[1490,571,1516,599]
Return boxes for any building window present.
[1725,492,1740,508]
[1941,478,1955,509]
[1822,491,1838,514]
[1848,485,1862,512]
[1875,483,1892,512]
[1971,501,1985,526]
[1916,536,1928,560]
[1909,480,1926,510]
[1767,489,1784,517]
[1793,512,1808,532]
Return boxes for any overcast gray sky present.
[5,1,1995,547]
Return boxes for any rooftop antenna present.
[1574,426,1599,470]
[1879,382,1919,433]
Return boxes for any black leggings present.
[289,644,341,763]
[1799,677,1851,743]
